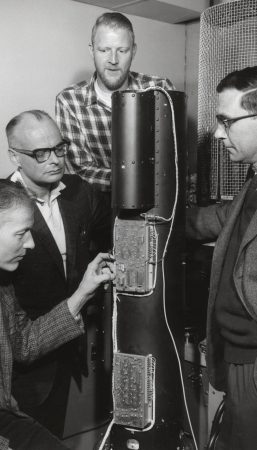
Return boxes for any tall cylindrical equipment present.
[111,90,186,449]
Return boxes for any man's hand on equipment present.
[67,252,115,318]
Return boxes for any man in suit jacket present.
[187,66,257,450]
[6,110,112,437]
[0,179,114,450]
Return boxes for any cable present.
[62,419,111,440]
[206,398,225,450]
[98,419,114,450]
[98,87,198,450]
[142,87,199,450]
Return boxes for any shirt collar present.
[10,170,66,204]
[81,73,98,107]
[127,71,140,89]
[94,79,113,109]
[84,71,138,107]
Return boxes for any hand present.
[79,252,115,300]
[67,253,115,317]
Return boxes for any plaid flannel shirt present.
[56,71,175,191]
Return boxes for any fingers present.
[90,252,115,276]
[93,252,115,265]
[98,270,115,284]
[101,266,115,280]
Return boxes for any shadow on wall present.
[70,70,93,86]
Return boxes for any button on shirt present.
[10,171,67,276]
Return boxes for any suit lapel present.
[210,182,249,294]
[58,194,78,282]
[239,200,257,251]
[33,205,65,278]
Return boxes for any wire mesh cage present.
[198,0,257,203]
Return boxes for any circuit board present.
[113,352,155,429]
[114,219,157,294]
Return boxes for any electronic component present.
[113,352,155,429]
[114,219,157,294]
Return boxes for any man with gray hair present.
[56,12,174,194]
[0,179,114,450]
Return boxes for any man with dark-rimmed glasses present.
[216,112,257,134]
[5,110,111,438]
[187,66,257,450]
[9,138,70,163]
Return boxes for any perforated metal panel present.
[198,0,257,202]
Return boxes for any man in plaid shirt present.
[56,12,175,193]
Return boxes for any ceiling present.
[72,0,211,24]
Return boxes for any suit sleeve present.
[186,201,232,241]
[0,435,9,450]
[5,290,84,363]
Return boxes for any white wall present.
[0,0,186,177]
[185,20,200,173]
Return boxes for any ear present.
[132,43,137,60]
[89,43,94,59]
[8,149,21,168]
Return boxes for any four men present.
[56,12,174,193]
[3,8,256,450]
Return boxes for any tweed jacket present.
[0,279,83,450]
[11,174,111,406]
[186,179,257,391]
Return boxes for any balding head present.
[6,110,66,195]
[6,110,60,149]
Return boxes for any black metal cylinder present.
[111,91,155,210]
[111,90,187,450]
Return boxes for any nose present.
[214,122,226,140]
[48,149,59,164]
[109,50,118,65]
[23,231,35,250]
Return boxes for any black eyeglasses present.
[10,139,70,163]
[216,113,257,133]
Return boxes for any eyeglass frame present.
[9,139,70,163]
[216,113,257,133]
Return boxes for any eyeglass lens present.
[35,142,68,162]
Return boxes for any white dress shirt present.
[11,171,67,276]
